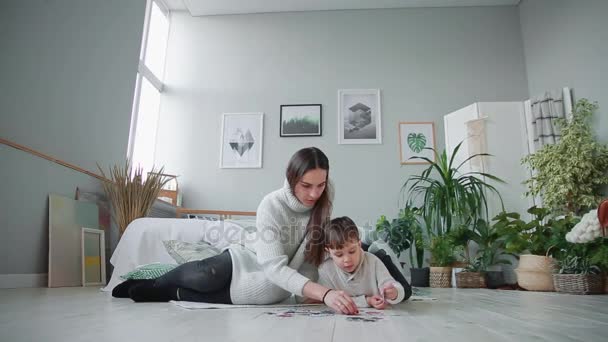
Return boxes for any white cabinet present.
[444,102,533,219]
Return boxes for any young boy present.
[317,216,406,309]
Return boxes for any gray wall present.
[0,0,146,275]
[155,6,529,228]
[519,0,607,142]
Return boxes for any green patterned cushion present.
[163,240,221,264]
[120,263,176,280]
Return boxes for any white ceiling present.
[165,0,520,16]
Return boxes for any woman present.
[113,147,358,315]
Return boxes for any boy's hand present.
[381,282,398,301]
[366,295,388,310]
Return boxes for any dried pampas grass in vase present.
[98,160,171,237]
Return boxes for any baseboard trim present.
[0,273,48,289]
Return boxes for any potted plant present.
[409,214,429,287]
[553,245,603,295]
[589,240,608,293]
[522,99,608,215]
[450,218,512,288]
[402,142,504,237]
[428,234,459,288]
[495,207,578,291]
[455,256,487,288]
[98,160,171,236]
[566,208,608,293]
[376,207,430,287]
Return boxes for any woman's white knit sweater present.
[228,180,328,304]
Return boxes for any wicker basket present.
[553,274,604,295]
[456,271,486,288]
[515,255,556,292]
[430,267,452,288]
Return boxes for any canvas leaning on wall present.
[219,113,264,168]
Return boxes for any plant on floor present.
[522,99,608,215]
[98,160,171,236]
[428,234,460,267]
[402,142,504,237]
[556,243,602,275]
[493,206,579,259]
[589,239,608,273]
[376,206,426,268]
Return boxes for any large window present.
[127,0,170,173]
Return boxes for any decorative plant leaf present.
[407,133,427,153]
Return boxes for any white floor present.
[0,287,607,342]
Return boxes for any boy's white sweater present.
[318,251,406,308]
[227,180,328,304]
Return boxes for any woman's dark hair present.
[286,147,332,266]
[325,217,360,250]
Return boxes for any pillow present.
[163,240,221,264]
[183,214,219,220]
[120,263,176,280]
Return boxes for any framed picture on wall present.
[280,104,322,137]
[399,122,436,164]
[81,227,106,287]
[338,89,382,144]
[220,113,264,168]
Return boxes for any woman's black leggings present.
[154,250,233,303]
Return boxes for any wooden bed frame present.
[175,208,256,220]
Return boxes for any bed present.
[102,209,256,292]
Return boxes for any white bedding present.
[102,217,253,292]
[103,217,405,293]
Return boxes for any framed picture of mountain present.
[338,89,382,144]
[280,104,322,137]
[220,113,264,168]
[399,122,436,165]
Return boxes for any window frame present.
[126,0,170,166]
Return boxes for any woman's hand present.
[323,290,359,315]
[366,295,388,310]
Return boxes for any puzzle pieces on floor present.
[260,307,403,322]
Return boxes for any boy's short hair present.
[325,216,360,249]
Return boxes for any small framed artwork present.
[338,89,382,144]
[280,104,322,137]
[220,113,264,168]
[81,227,106,287]
[399,122,436,164]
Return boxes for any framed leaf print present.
[399,122,436,164]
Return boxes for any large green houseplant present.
[403,142,504,237]
[522,99,608,215]
[494,206,579,291]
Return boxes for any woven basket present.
[553,274,604,295]
[515,255,556,292]
[430,267,452,288]
[456,271,486,288]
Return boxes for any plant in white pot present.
[495,207,578,291]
